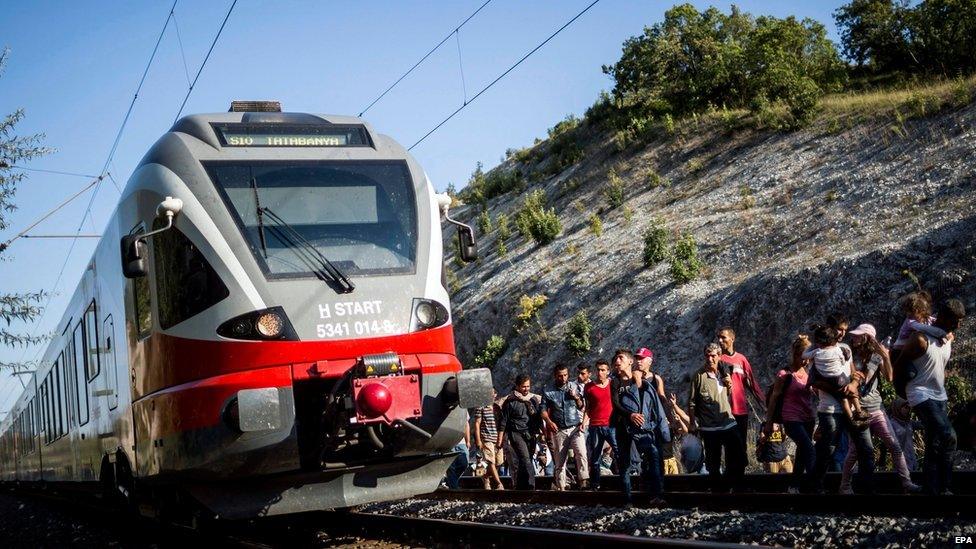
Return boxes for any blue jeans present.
[586,426,618,488]
[811,412,873,493]
[783,420,815,491]
[913,399,957,494]
[618,431,662,499]
[444,442,468,489]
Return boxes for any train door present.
[98,314,120,454]
[126,223,153,476]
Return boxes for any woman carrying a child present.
[838,324,922,494]
[765,335,817,492]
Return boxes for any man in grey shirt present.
[893,298,966,495]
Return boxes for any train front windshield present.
[208,162,418,277]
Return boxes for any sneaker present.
[787,487,800,495]
[902,483,923,494]
[578,479,590,491]
[838,486,854,495]
[940,490,955,496]
[648,497,667,506]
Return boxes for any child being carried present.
[804,325,870,429]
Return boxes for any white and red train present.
[0,102,489,518]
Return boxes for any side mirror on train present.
[120,196,184,279]
[434,192,478,263]
[456,225,478,263]
[121,235,149,278]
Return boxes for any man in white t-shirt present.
[893,298,966,495]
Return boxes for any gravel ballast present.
[364,498,975,547]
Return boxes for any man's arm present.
[892,332,928,381]
[473,414,484,449]
[687,375,699,431]
[744,358,765,402]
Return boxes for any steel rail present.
[456,470,976,494]
[423,488,976,518]
[341,510,750,548]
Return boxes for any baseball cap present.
[635,347,654,360]
[848,323,877,338]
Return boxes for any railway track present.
[423,488,976,518]
[3,483,746,548]
[456,470,976,493]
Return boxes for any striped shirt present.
[474,404,498,440]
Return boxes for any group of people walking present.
[458,294,966,501]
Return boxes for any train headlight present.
[256,312,284,338]
[415,302,436,328]
[217,306,298,341]
[409,298,449,332]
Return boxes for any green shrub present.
[623,203,634,223]
[647,169,670,189]
[739,185,756,209]
[642,219,669,266]
[588,213,603,236]
[565,311,592,357]
[515,190,562,245]
[516,294,548,330]
[474,335,506,368]
[669,232,703,284]
[496,238,508,258]
[477,210,492,234]
[548,114,581,139]
[662,113,675,134]
[497,213,511,240]
[946,372,973,419]
[604,169,625,209]
[445,265,462,295]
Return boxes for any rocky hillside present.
[445,92,976,397]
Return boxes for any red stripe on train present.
[134,325,458,399]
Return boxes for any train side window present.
[84,302,100,380]
[152,222,229,329]
[130,225,153,338]
[102,315,119,410]
[54,360,64,438]
[73,323,90,427]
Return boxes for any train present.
[0,101,491,519]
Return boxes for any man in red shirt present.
[717,327,764,453]
[583,359,617,490]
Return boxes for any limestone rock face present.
[444,103,976,397]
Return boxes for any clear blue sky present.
[0,0,847,414]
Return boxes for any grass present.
[819,74,976,125]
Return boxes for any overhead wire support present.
[173,0,239,124]
[408,0,602,151]
[358,0,493,117]
[0,176,104,251]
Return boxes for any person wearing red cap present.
[716,327,764,456]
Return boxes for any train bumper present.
[184,453,456,519]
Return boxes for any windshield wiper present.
[251,177,268,258]
[259,206,355,294]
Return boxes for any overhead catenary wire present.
[7,166,99,179]
[173,0,239,123]
[408,0,602,151]
[358,0,493,117]
[8,1,182,383]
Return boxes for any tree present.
[602,4,844,125]
[1,48,51,360]
[834,0,916,71]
